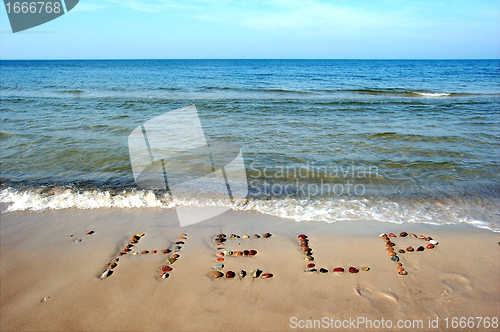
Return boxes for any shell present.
[398,271,408,276]
[429,240,438,245]
[379,233,387,238]
[388,233,396,237]
[298,234,307,239]
[391,255,399,262]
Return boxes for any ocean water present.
[1,60,499,231]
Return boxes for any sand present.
[0,207,499,331]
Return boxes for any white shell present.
[100,270,112,279]
[429,240,438,245]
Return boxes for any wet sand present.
[0,207,499,331]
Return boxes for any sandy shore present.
[0,207,499,331]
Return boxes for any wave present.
[1,187,498,232]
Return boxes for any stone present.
[211,271,223,279]
[249,250,257,256]
[387,247,395,252]
[426,244,434,249]
[224,250,233,256]
[178,236,187,240]
[298,234,307,239]
[361,266,370,271]
[425,237,432,241]
[253,234,261,239]
[175,246,182,250]
[305,256,314,261]
[242,234,250,239]
[398,249,405,254]
[349,267,359,274]
[243,250,249,256]
[172,253,180,259]
[168,258,177,264]
[239,270,246,278]
[307,263,315,268]
[216,252,224,257]
[251,269,262,278]
[233,251,243,256]
[109,263,117,269]
[398,271,408,276]
[386,242,395,247]
[388,233,396,237]
[302,247,311,252]
[406,246,414,252]
[86,230,94,235]
[332,267,344,272]
[263,233,272,238]
[418,235,425,239]
[216,258,224,262]
[213,264,224,270]
[417,246,425,252]
[261,273,273,279]
[175,241,184,245]
[379,233,387,238]
[429,240,438,245]
[216,234,226,238]
[160,265,172,272]
[397,267,404,271]
[319,268,328,273]
[76,239,82,243]
[163,249,171,254]
[395,263,402,267]
[141,250,149,254]
[388,252,396,256]
[225,271,236,279]
[161,272,169,279]
[391,255,399,262]
[151,250,157,254]
[229,234,239,240]
[400,232,408,237]
[100,270,113,279]
[306,269,317,272]
[410,234,417,238]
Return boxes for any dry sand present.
[1,207,499,331]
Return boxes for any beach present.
[1,207,498,331]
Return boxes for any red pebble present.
[234,251,243,256]
[261,273,273,279]
[151,250,157,254]
[349,267,359,274]
[216,252,224,257]
[163,249,171,254]
[160,265,172,272]
[298,234,307,239]
[426,244,434,249]
[249,250,257,256]
[301,247,311,252]
[141,250,149,254]
[109,263,117,269]
[216,258,224,262]
[307,263,315,268]
[263,233,272,238]
[86,230,94,235]
[388,233,396,237]
[332,267,344,272]
[397,267,404,271]
[388,252,396,256]
[225,271,235,278]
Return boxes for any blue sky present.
[0,0,499,59]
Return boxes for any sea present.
[1,60,499,231]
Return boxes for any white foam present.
[413,92,451,97]
[1,187,498,232]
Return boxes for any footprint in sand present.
[353,285,399,314]
[440,273,472,297]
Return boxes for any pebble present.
[406,246,414,252]
[224,250,233,256]
[216,258,224,262]
[261,273,273,279]
[141,250,149,254]
[239,270,246,278]
[417,246,425,252]
[242,234,250,239]
[391,255,399,262]
[100,270,113,279]
[175,246,182,250]
[307,263,315,268]
[109,263,117,269]
[229,234,239,240]
[398,249,405,254]
[395,262,402,267]
[398,271,408,276]
[151,250,157,254]
[400,232,408,237]
[243,250,249,256]
[216,234,226,238]
[332,267,344,272]
[388,252,396,256]
[361,267,370,271]
[306,269,317,272]
[425,237,432,241]
[86,230,94,235]
[319,268,328,273]
[263,233,272,238]
[418,235,425,239]
[379,233,387,238]
[251,269,262,278]
[163,249,171,254]
[178,236,187,240]
[175,241,184,245]
[249,250,257,256]
[253,234,261,239]
[305,256,314,261]
[429,240,438,245]
[161,272,169,279]
[211,271,223,279]
[76,239,82,243]
[410,234,417,238]
[388,233,396,237]
[426,244,434,249]
[213,264,224,270]
[397,267,404,272]
[386,247,395,252]
[386,242,395,247]
[167,258,177,264]
[225,271,236,279]
[302,247,312,252]
[160,265,172,272]
[216,252,224,257]
[349,267,359,274]
[233,251,243,256]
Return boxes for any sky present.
[0,0,499,59]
